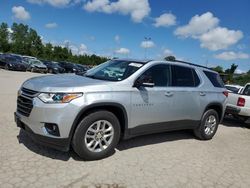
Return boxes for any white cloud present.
[83,0,151,23]
[140,40,155,48]
[64,42,88,55]
[214,51,249,61]
[174,12,243,51]
[7,28,13,34]
[12,6,31,21]
[235,69,246,74]
[174,12,219,38]
[114,35,120,43]
[45,22,58,28]
[115,47,130,54]
[27,0,72,7]
[199,27,243,51]
[154,13,176,27]
[163,48,174,56]
[78,43,88,55]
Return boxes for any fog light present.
[44,123,60,136]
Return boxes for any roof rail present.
[170,59,211,69]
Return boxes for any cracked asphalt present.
[0,70,250,188]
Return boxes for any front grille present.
[17,88,39,117]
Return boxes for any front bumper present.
[33,67,48,73]
[15,94,85,151]
[15,112,70,151]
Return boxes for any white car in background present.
[226,83,250,123]
[225,84,244,94]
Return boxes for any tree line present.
[0,22,107,65]
[212,64,250,86]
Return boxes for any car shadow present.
[117,130,194,151]
[17,129,194,161]
[17,129,78,161]
[222,115,250,129]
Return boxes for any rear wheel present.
[194,109,219,140]
[72,110,120,160]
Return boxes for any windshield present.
[85,60,144,81]
[30,59,43,65]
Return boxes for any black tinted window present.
[139,64,170,87]
[242,85,250,96]
[171,65,199,87]
[204,71,224,88]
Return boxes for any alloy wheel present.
[84,120,114,152]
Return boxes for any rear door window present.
[171,65,199,87]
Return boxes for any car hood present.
[22,74,112,92]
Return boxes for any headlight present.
[9,64,13,66]
[38,93,82,103]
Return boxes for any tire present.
[194,109,219,140]
[49,69,53,74]
[72,110,121,160]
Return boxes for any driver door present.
[130,64,175,131]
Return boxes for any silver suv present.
[15,59,228,160]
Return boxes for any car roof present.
[113,58,214,72]
[113,58,151,64]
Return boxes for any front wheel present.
[194,109,219,140]
[72,110,121,160]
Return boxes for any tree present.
[27,28,43,57]
[225,63,238,83]
[225,63,238,74]
[0,22,10,52]
[1,21,108,65]
[212,66,224,73]
[11,23,29,54]
[164,56,176,61]
[43,43,53,60]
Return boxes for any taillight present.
[237,97,245,107]
[223,91,228,97]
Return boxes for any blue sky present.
[0,0,249,72]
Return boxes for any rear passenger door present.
[170,65,202,122]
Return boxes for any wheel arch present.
[204,103,223,122]
[68,102,128,143]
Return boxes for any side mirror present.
[133,76,154,88]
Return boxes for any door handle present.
[165,92,173,97]
[200,92,206,96]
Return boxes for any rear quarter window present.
[203,70,224,88]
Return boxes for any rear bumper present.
[225,106,240,115]
[226,105,250,117]
[15,112,70,151]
